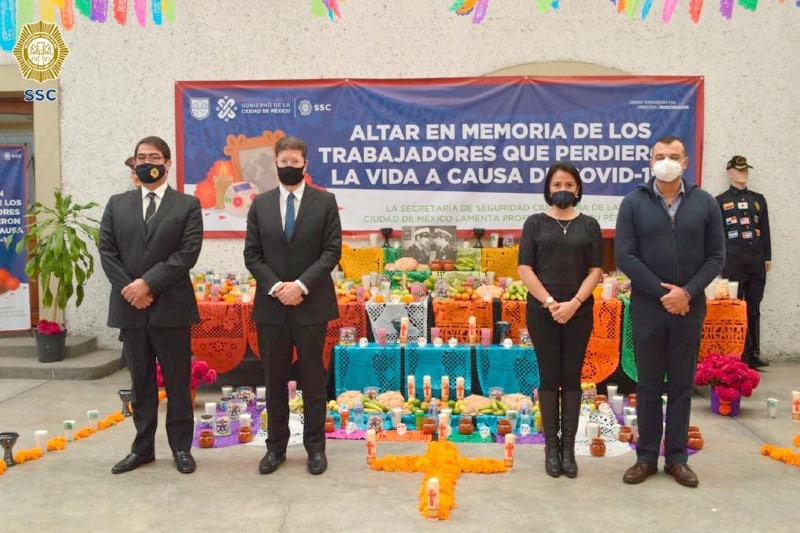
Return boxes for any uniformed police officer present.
[403,227,432,265]
[715,155,771,369]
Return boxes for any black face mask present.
[277,166,304,186]
[551,191,577,209]
[136,163,166,185]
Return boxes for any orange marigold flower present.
[0,461,7,475]
[47,437,67,451]
[792,433,800,449]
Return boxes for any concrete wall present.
[1,1,798,356]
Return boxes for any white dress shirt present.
[142,181,169,220]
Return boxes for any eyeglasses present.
[136,154,166,164]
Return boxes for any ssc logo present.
[2,152,11,161]
[12,20,69,83]
[297,100,313,116]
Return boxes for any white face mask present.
[652,158,683,182]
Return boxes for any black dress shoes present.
[111,453,155,474]
[259,451,286,474]
[307,451,328,475]
[174,451,196,474]
[749,357,769,369]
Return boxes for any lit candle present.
[426,477,440,520]
[504,433,516,468]
[407,375,416,400]
[456,377,465,401]
[399,317,409,346]
[468,316,477,345]
[423,375,432,402]
[366,428,377,465]
[441,375,450,403]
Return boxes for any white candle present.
[34,430,49,453]
[456,377,465,401]
[504,433,516,468]
[611,395,624,415]
[441,375,450,402]
[256,386,266,400]
[407,375,416,400]
[426,478,440,519]
[423,375,431,402]
[221,385,233,397]
[205,402,217,416]
[606,383,618,399]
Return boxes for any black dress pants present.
[122,325,193,456]
[723,251,766,361]
[257,318,327,456]
[630,296,705,466]
[527,304,593,393]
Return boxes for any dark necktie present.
[145,192,156,234]
[284,192,296,240]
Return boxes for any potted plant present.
[694,354,760,416]
[15,190,99,362]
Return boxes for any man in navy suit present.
[100,136,203,475]
[244,136,342,476]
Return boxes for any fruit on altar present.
[442,260,455,271]
[502,281,529,301]
[288,396,304,413]
[460,394,491,416]
[454,250,478,271]
[478,398,509,416]
[430,260,443,271]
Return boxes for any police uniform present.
[715,158,771,368]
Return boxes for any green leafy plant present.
[15,190,99,330]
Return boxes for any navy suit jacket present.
[99,186,203,329]
[244,185,342,326]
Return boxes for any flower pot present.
[34,329,67,363]
[710,387,741,416]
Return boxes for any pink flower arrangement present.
[36,320,64,335]
[156,358,218,391]
[695,353,760,402]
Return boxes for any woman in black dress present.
[518,161,603,479]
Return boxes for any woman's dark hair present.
[543,161,582,206]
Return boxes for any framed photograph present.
[222,130,284,194]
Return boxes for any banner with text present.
[0,145,31,331]
[176,77,703,237]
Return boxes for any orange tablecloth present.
[192,301,367,373]
[501,299,623,384]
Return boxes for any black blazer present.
[244,186,342,326]
[99,186,203,329]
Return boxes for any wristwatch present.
[543,296,554,309]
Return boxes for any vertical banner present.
[0,145,31,331]
[176,76,703,237]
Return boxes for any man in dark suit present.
[100,136,203,475]
[244,136,342,476]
